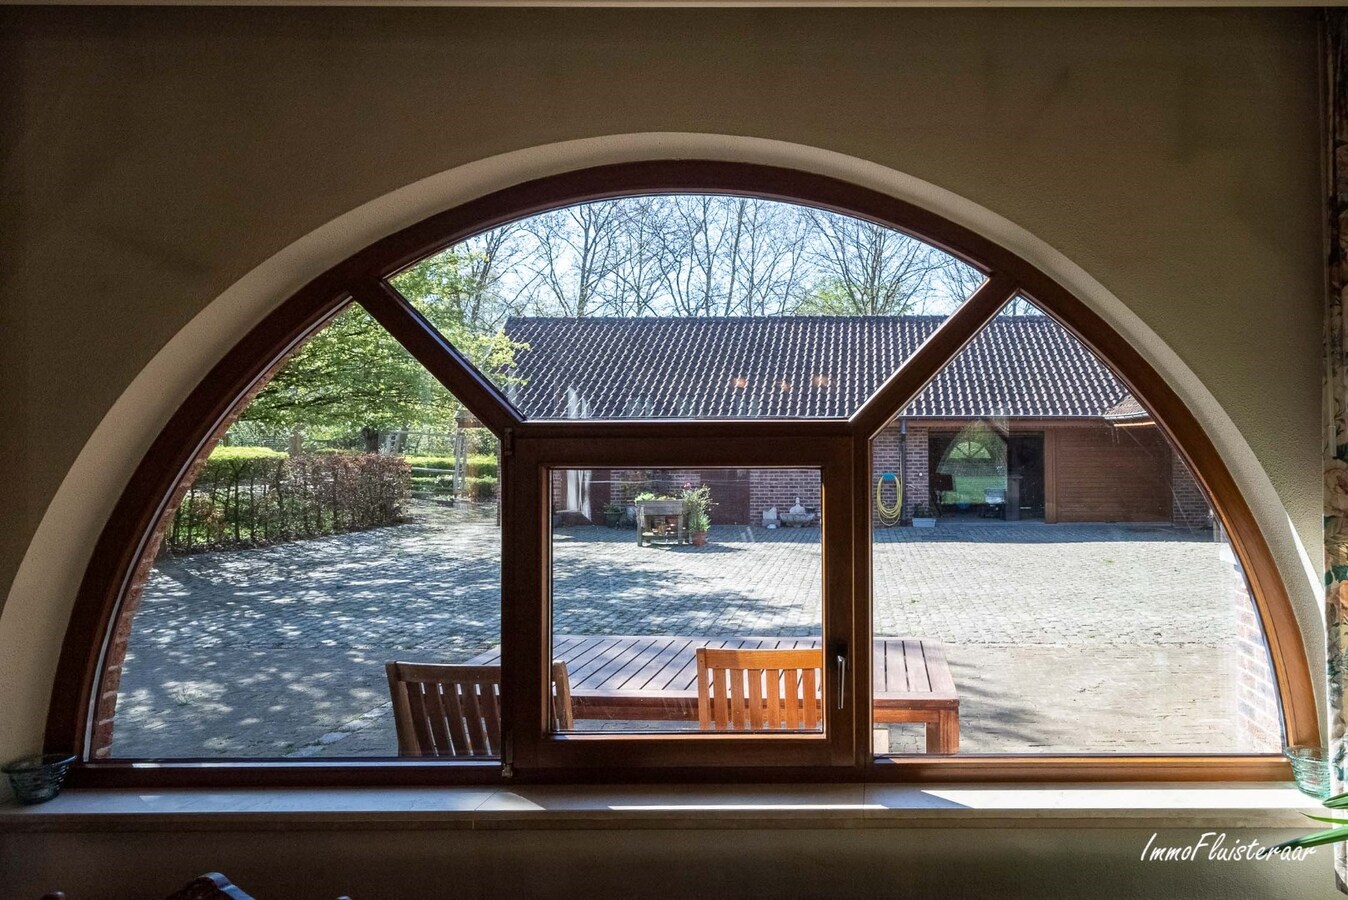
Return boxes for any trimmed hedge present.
[167,447,410,555]
[205,446,288,463]
[466,475,498,501]
[404,453,498,479]
[466,454,499,478]
[404,452,500,501]
[403,455,456,472]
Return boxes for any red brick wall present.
[735,422,928,528]
[564,469,754,524]
[1170,454,1213,530]
[605,469,705,505]
[871,424,928,525]
[552,425,935,529]
[872,429,902,526]
[549,428,1215,533]
[550,468,567,511]
[1227,548,1283,750]
[749,468,822,525]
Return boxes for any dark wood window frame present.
[47,161,1316,788]
[516,443,851,772]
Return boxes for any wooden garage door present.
[696,468,752,525]
[1050,426,1170,523]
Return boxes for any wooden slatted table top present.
[464,635,958,716]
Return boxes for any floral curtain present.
[1327,8,1348,894]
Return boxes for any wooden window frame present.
[511,440,852,771]
[45,161,1316,788]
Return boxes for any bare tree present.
[652,195,735,317]
[455,224,532,329]
[462,196,976,323]
[798,211,951,315]
[928,255,1042,316]
[608,197,673,317]
[727,198,811,316]
[521,202,626,317]
[643,196,811,317]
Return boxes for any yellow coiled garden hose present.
[875,471,903,527]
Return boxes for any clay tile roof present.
[1102,394,1152,423]
[501,315,1135,420]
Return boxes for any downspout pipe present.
[899,416,908,522]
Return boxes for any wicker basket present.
[3,753,75,805]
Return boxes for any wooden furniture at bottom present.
[465,635,959,753]
[163,873,259,900]
[870,638,960,754]
[635,498,688,546]
[695,647,823,731]
[385,660,573,757]
[159,872,352,900]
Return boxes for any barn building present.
[507,314,1212,529]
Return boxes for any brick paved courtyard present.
[113,502,1269,758]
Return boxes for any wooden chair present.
[39,872,354,900]
[385,661,573,757]
[695,647,823,731]
[162,873,259,900]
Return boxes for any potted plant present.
[687,508,711,545]
[911,503,937,528]
[681,483,713,546]
[603,502,625,528]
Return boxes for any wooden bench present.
[872,637,960,754]
[466,635,959,753]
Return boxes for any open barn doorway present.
[929,426,1044,521]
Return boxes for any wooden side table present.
[635,499,687,546]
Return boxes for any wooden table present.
[466,634,959,753]
[634,499,688,546]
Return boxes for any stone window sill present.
[0,783,1321,832]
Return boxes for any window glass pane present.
[869,297,1284,755]
[548,467,824,734]
[390,196,985,419]
[102,303,502,759]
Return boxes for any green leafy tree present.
[241,248,524,451]
[392,248,526,380]
[241,305,450,450]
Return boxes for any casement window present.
[50,163,1314,786]
[867,298,1283,759]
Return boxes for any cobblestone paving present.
[114,504,1258,758]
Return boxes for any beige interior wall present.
[0,7,1329,895]
[3,824,1344,899]
[0,0,1324,762]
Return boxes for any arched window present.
[49,162,1315,784]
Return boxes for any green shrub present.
[168,450,411,555]
[197,446,288,488]
[209,446,288,462]
[410,474,456,495]
[403,453,498,479]
[403,454,457,472]
[466,475,498,501]
[464,453,499,479]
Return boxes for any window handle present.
[835,649,848,710]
